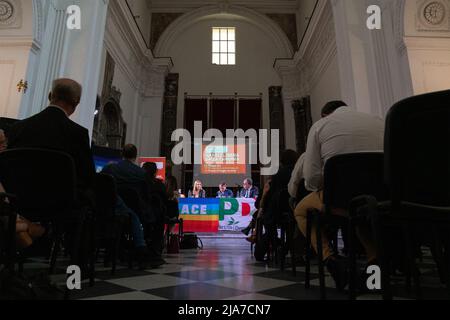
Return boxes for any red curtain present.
[184,99,208,136]
[211,99,235,135]
[239,99,262,131]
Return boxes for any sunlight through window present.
[212,27,236,65]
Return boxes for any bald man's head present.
[48,78,82,116]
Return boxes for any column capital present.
[139,58,173,97]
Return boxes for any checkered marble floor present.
[20,236,450,300]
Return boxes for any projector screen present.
[193,144,251,188]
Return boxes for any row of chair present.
[0,149,145,297]
[277,89,450,300]
[0,148,186,293]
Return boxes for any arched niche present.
[93,87,127,150]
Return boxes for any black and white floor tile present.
[13,235,450,300]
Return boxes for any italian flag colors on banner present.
[178,198,256,233]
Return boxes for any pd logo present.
[219,199,255,221]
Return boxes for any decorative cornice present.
[276,66,306,100]
[274,0,336,99]
[0,35,33,47]
[149,0,299,13]
[140,64,170,97]
[404,35,450,49]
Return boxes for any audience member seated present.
[242,151,298,237]
[245,178,271,244]
[164,175,181,236]
[239,178,259,199]
[188,180,206,198]
[102,145,165,267]
[252,179,275,261]
[165,175,181,219]
[102,145,147,197]
[288,103,340,207]
[0,183,46,249]
[113,195,159,268]
[8,79,96,197]
[142,162,167,202]
[1,133,45,250]
[3,80,95,252]
[216,182,233,198]
[265,150,299,207]
[142,162,167,257]
[294,101,384,289]
[166,176,181,201]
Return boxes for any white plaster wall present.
[309,54,342,122]
[0,0,34,119]
[111,64,140,145]
[137,96,164,157]
[166,15,284,133]
[0,47,32,118]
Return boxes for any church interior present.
[0,0,449,302]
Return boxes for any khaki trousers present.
[294,191,377,262]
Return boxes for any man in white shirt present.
[294,101,384,290]
[287,102,341,200]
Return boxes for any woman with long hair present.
[188,180,206,198]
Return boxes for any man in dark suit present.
[102,144,166,267]
[239,178,259,198]
[102,144,147,194]
[8,78,95,191]
[7,79,95,268]
[217,182,234,198]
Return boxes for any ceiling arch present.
[154,5,294,58]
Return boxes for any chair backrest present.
[385,90,450,207]
[117,186,143,218]
[94,173,117,220]
[323,152,387,209]
[273,188,292,214]
[0,148,76,218]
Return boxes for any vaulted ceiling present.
[126,0,317,53]
[148,0,300,12]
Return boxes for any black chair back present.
[273,188,292,216]
[385,89,450,207]
[0,148,76,219]
[323,152,387,209]
[117,186,143,218]
[94,173,117,220]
